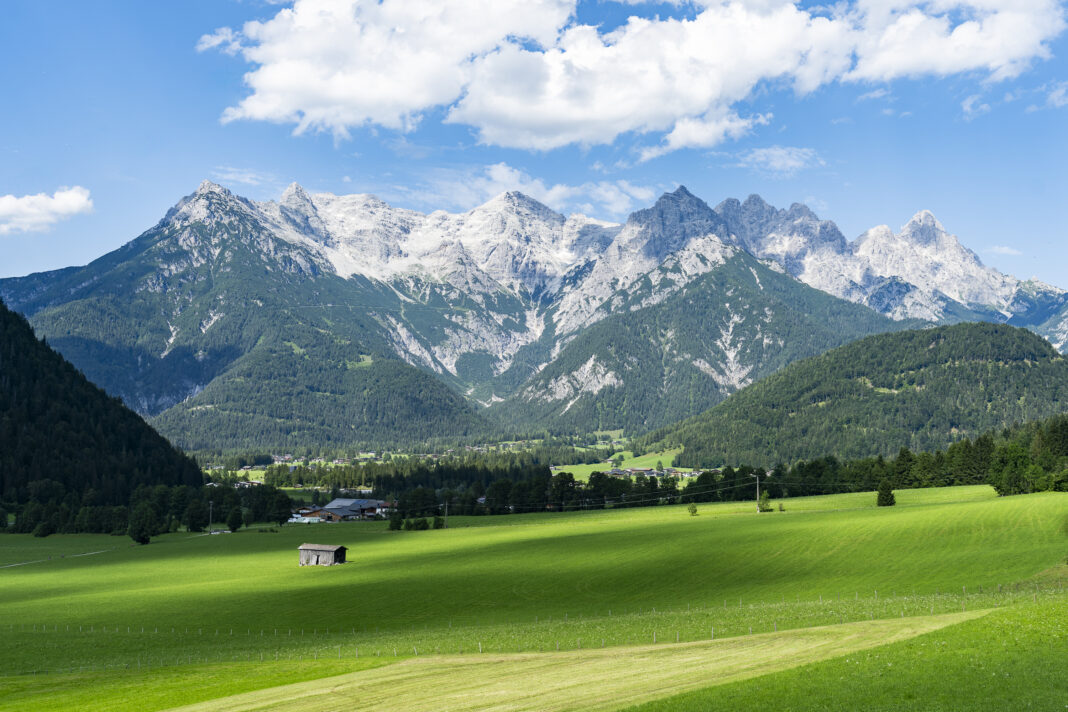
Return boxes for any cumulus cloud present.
[736,145,825,177]
[988,245,1023,255]
[201,0,1067,156]
[0,187,93,235]
[394,162,656,219]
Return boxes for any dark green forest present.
[151,331,491,452]
[256,411,1068,521]
[642,322,1068,468]
[0,299,206,534]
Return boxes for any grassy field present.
[553,448,691,479]
[162,612,987,712]
[0,486,1064,711]
[627,593,1068,712]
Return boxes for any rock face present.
[1,180,1064,445]
[713,194,1065,325]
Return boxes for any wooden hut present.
[298,543,347,566]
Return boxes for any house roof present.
[323,498,384,515]
[298,544,346,552]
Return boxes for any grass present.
[625,593,1068,712]
[553,448,691,479]
[0,486,1064,711]
[160,612,986,712]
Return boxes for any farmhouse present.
[322,498,385,520]
[298,544,347,566]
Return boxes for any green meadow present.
[0,486,1065,711]
[553,448,690,479]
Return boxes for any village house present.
[321,498,386,520]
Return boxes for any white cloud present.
[202,0,1068,156]
[196,26,242,55]
[736,145,825,176]
[961,94,991,119]
[0,187,93,235]
[857,87,891,100]
[394,162,656,219]
[988,245,1022,255]
[211,166,277,186]
[202,0,572,136]
[1047,81,1068,107]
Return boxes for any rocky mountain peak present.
[280,182,312,207]
[628,186,727,262]
[475,191,564,226]
[899,210,949,246]
[194,180,231,197]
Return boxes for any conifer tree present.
[877,479,896,507]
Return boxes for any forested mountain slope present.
[0,299,202,505]
[491,249,911,433]
[643,323,1068,468]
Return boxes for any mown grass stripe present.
[162,612,986,712]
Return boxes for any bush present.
[758,490,772,512]
[877,479,896,507]
[127,502,158,544]
[413,517,430,530]
[402,518,413,531]
[433,516,446,529]
[32,519,56,538]
[388,510,403,531]
[687,503,698,517]
[226,506,243,533]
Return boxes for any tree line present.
[2,480,293,540]
[263,411,1068,521]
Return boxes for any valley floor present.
[0,486,1064,711]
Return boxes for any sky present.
[2,0,1067,284]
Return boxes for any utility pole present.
[749,471,770,513]
[208,500,213,532]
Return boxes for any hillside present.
[0,299,202,506]
[150,326,490,452]
[0,184,491,451]
[492,249,911,433]
[644,322,1068,468]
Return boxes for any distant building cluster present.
[289,498,392,523]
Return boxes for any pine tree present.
[226,506,243,533]
[128,502,158,544]
[877,479,896,507]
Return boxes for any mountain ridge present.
[2,181,1066,449]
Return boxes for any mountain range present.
[3,180,1066,450]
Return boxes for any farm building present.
[298,544,347,566]
[322,498,386,520]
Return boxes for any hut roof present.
[298,544,346,552]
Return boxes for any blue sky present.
[2,0,1067,285]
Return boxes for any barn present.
[298,543,347,566]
